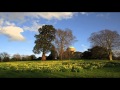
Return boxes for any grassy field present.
[0,60,120,78]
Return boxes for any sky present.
[0,12,120,57]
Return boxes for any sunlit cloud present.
[0,25,25,41]
[0,12,76,31]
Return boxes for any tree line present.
[0,24,120,61]
[0,53,37,62]
[33,25,120,61]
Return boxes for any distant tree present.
[29,55,36,60]
[12,54,21,61]
[33,25,56,60]
[21,55,30,61]
[22,57,26,61]
[21,55,36,61]
[21,55,26,61]
[0,52,10,62]
[89,29,120,61]
[55,29,76,60]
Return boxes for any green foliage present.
[3,57,10,62]
[82,51,92,59]
[33,25,56,54]
[90,46,108,59]
[47,45,58,60]
[33,25,56,60]
[29,55,36,60]
[82,46,108,59]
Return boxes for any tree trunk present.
[60,53,62,60]
[42,52,46,60]
[109,50,113,61]
[60,49,63,60]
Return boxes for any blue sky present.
[0,12,120,57]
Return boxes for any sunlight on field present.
[0,60,120,78]
[0,60,119,72]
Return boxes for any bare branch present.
[89,29,120,60]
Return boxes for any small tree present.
[29,55,36,60]
[21,55,30,61]
[12,54,21,61]
[33,25,56,60]
[82,50,92,59]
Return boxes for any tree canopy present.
[89,29,120,60]
[55,29,76,60]
[33,25,56,60]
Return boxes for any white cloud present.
[79,12,89,15]
[0,25,25,41]
[0,19,25,41]
[80,12,87,15]
[23,21,44,32]
[96,13,110,19]
[0,12,76,41]
[0,12,75,34]
[33,12,74,20]
[0,12,75,21]
[0,19,15,26]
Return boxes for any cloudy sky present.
[0,12,120,57]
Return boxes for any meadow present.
[0,60,120,78]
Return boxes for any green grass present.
[0,60,120,78]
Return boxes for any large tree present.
[89,29,120,61]
[33,25,56,60]
[55,29,76,60]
